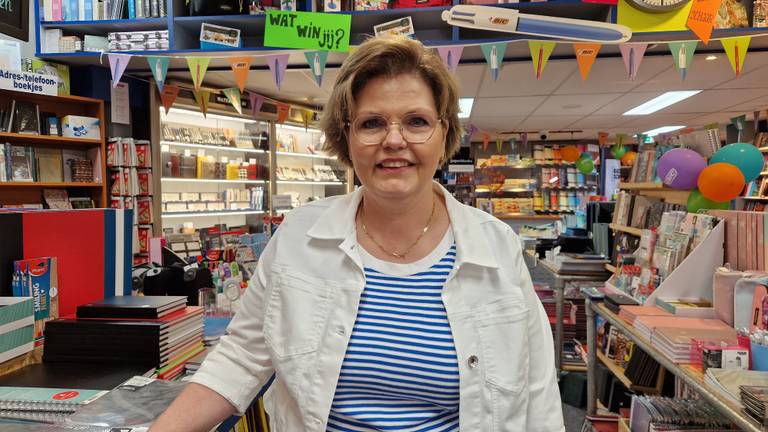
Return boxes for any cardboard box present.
[0,297,35,363]
[62,115,101,139]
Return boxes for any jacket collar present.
[307,182,499,269]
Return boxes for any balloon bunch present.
[656,143,763,212]
[561,145,596,174]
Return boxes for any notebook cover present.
[0,363,151,390]
[76,296,187,319]
[739,212,748,271]
[634,315,732,333]
[0,386,106,406]
[759,214,765,272]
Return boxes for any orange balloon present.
[620,151,637,166]
[698,163,745,203]
[561,145,580,163]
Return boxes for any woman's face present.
[348,73,446,201]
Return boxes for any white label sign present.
[0,69,58,95]
[272,194,292,209]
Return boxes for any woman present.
[150,36,564,432]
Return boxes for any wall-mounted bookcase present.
[0,89,106,208]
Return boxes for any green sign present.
[264,11,351,52]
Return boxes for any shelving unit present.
[0,89,107,208]
[609,224,643,237]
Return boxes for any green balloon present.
[576,157,595,174]
[610,145,627,159]
[687,189,730,213]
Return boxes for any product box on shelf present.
[0,297,34,364]
[62,115,101,139]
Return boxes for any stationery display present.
[629,395,737,431]
[162,186,266,213]
[108,31,170,52]
[12,257,60,342]
[0,144,100,184]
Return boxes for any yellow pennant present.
[192,90,210,117]
[721,36,751,77]
[186,57,210,91]
[528,41,556,80]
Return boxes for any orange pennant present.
[482,133,490,151]
[686,0,724,44]
[229,57,252,92]
[160,85,179,114]
[598,131,609,147]
[276,102,291,124]
[573,43,601,80]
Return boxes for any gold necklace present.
[361,197,436,260]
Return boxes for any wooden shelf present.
[497,214,562,221]
[759,148,768,153]
[609,224,643,236]
[0,132,101,146]
[596,350,661,394]
[743,196,768,201]
[605,263,617,273]
[0,182,103,188]
[618,182,665,190]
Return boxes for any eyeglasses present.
[348,114,442,146]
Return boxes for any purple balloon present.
[656,148,707,190]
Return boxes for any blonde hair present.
[319,37,462,167]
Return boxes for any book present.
[76,296,188,319]
[9,146,34,182]
[12,101,40,135]
[0,387,107,412]
[36,148,64,183]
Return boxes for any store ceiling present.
[165,49,768,139]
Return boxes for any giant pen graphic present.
[441,5,632,43]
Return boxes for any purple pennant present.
[619,43,648,80]
[437,46,463,73]
[249,92,265,118]
[264,53,290,90]
[521,132,528,148]
[108,54,132,88]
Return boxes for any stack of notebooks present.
[705,369,768,408]
[43,296,205,380]
[0,386,106,423]
[547,253,608,274]
[651,327,738,364]
[741,386,768,427]
[618,305,671,325]
[633,315,733,341]
[629,395,737,432]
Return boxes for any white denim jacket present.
[190,183,565,432]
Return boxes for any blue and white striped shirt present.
[327,234,460,432]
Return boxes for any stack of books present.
[546,253,608,274]
[630,395,735,431]
[651,326,738,364]
[0,386,107,423]
[43,296,205,380]
[633,315,732,340]
[741,386,768,427]
[617,305,671,325]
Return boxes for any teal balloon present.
[576,157,595,174]
[710,143,764,182]
[610,145,627,159]
[579,152,592,161]
[687,189,730,213]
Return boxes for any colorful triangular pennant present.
[598,131,609,147]
[107,54,132,88]
[265,53,290,90]
[668,41,697,80]
[159,85,179,115]
[721,36,751,77]
[464,124,478,146]
[146,56,169,92]
[304,51,328,87]
[480,42,506,81]
[482,133,490,151]
[276,102,291,124]
[301,109,312,130]
[222,88,243,115]
[573,43,601,81]
[229,57,252,92]
[249,92,265,118]
[186,57,210,91]
[619,43,648,80]
[192,90,210,117]
[528,41,556,80]
[437,46,463,73]
[521,132,528,148]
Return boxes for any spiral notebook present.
[0,387,107,412]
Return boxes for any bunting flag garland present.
[276,102,291,124]
[146,56,169,92]
[731,114,747,141]
[615,133,626,147]
[222,87,243,115]
[598,131,610,147]
[464,124,478,146]
[301,109,313,130]
[528,41,556,80]
[437,46,463,73]
[229,57,252,92]
[192,90,210,117]
[635,133,647,145]
[304,51,328,87]
[521,132,528,148]
[249,92,265,118]
[668,41,697,80]
[573,43,601,81]
[265,53,290,90]
[159,85,179,115]
[480,42,507,81]
[755,111,761,134]
[186,57,210,91]
[721,36,751,77]
[495,137,503,153]
[482,133,490,151]
[619,43,648,80]
[108,54,132,88]
[509,137,516,150]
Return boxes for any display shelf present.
[541,185,598,190]
[760,147,768,153]
[0,181,103,188]
[605,263,617,273]
[276,151,336,160]
[497,214,562,221]
[618,182,665,190]
[476,187,536,193]
[162,209,265,218]
[40,18,167,33]
[609,224,643,237]
[536,209,575,214]
[275,180,344,185]
[161,141,267,154]
[161,178,267,184]
[596,350,661,394]
[587,301,761,431]
[0,132,101,146]
[562,364,588,373]
[744,196,768,201]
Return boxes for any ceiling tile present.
[716,65,768,90]
[687,111,748,126]
[567,115,633,130]
[470,116,526,132]
[476,61,575,97]
[725,94,768,113]
[455,64,486,98]
[662,88,768,114]
[619,114,702,131]
[521,116,585,130]
[554,56,671,95]
[592,91,667,116]
[532,93,623,116]
[471,96,547,117]
[632,54,741,92]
